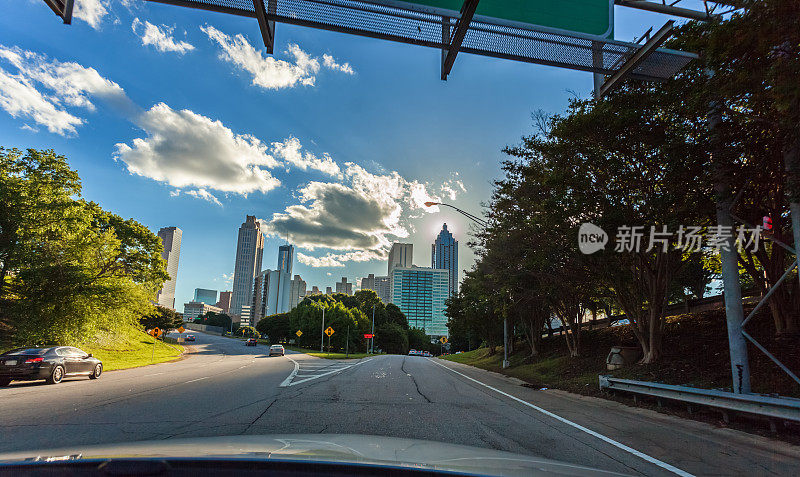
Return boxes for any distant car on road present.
[0,347,103,386]
[185,335,195,342]
[422,351,433,357]
[245,338,258,346]
[269,344,285,356]
[408,349,419,356]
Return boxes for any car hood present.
[0,434,628,476]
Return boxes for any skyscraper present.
[432,223,459,296]
[278,244,294,275]
[289,275,306,309]
[361,273,391,304]
[230,216,264,318]
[193,288,217,305]
[216,291,232,314]
[156,227,182,309]
[388,243,413,276]
[391,267,449,337]
[335,277,353,295]
[251,269,291,322]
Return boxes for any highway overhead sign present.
[325,327,335,337]
[296,330,303,337]
[404,0,614,37]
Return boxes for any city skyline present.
[179,218,460,316]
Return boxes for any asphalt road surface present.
[1,331,798,476]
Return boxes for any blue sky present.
[1,0,694,308]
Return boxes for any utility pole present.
[502,317,509,369]
[320,306,325,353]
[709,86,751,394]
[346,326,350,358]
[370,304,375,354]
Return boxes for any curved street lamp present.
[424,201,488,227]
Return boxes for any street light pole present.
[320,306,325,353]
[370,304,375,354]
[424,202,488,227]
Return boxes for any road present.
[1,331,798,476]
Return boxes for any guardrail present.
[599,375,800,424]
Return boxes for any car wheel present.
[46,365,64,384]
[0,377,11,387]
[89,363,102,379]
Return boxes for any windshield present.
[1,1,798,476]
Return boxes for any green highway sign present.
[403,0,614,38]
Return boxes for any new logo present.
[578,223,608,254]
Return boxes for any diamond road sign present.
[296,330,303,337]
[325,327,335,337]
[403,0,614,38]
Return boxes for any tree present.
[235,326,260,338]
[376,322,408,354]
[194,311,232,330]
[256,312,290,343]
[0,148,168,345]
[140,306,181,331]
[385,303,408,329]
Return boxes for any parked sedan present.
[268,344,285,357]
[0,347,103,386]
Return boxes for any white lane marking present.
[280,357,373,387]
[184,376,209,384]
[431,359,694,477]
[144,372,165,377]
[280,356,301,387]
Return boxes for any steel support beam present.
[441,0,479,81]
[596,20,674,98]
[253,0,276,54]
[42,0,73,24]
[615,0,717,21]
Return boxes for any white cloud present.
[74,0,110,29]
[132,18,195,54]
[440,178,466,200]
[201,25,354,90]
[322,54,354,75]
[297,250,385,268]
[0,45,126,135]
[20,124,39,132]
[114,102,281,197]
[185,188,222,206]
[261,162,446,265]
[272,136,341,178]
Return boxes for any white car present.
[269,344,285,357]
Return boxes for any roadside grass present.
[442,306,800,398]
[285,345,375,360]
[79,326,184,371]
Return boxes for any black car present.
[0,347,103,386]
[245,338,257,346]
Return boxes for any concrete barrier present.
[184,323,224,335]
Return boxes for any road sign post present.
[346,326,349,358]
[324,326,335,354]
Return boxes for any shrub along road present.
[0,331,797,476]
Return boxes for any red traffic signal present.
[363,334,374,339]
